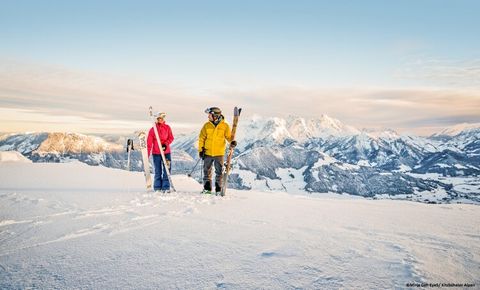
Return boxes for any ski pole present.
[188,148,205,177]
[200,158,204,184]
[126,138,133,171]
[187,158,202,177]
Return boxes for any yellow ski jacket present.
[198,119,232,157]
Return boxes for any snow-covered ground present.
[0,154,479,289]
[408,172,480,202]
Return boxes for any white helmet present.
[154,112,166,119]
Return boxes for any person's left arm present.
[225,123,232,142]
[166,125,174,145]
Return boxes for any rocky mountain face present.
[0,132,127,169]
[0,132,194,173]
[1,116,479,203]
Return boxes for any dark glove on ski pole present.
[199,148,205,160]
[230,140,237,147]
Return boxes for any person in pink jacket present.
[147,112,174,192]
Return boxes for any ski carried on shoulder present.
[149,106,176,192]
[221,106,242,196]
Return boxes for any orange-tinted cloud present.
[1,60,479,135]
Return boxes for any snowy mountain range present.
[1,115,479,203]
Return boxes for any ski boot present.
[202,181,213,194]
[215,182,222,196]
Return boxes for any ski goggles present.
[205,107,221,115]
[154,112,167,119]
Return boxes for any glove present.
[199,150,205,160]
[162,144,167,151]
[230,140,237,147]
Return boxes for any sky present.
[0,0,479,136]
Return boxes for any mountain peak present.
[0,151,32,163]
[235,114,361,145]
[362,128,400,139]
[36,132,123,154]
[433,123,480,137]
[308,114,360,137]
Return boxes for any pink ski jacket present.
[147,123,174,156]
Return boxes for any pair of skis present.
[220,106,242,196]
[125,134,152,190]
[137,131,153,190]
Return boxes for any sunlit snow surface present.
[0,158,478,289]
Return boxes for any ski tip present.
[234,107,242,116]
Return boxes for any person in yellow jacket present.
[198,107,237,193]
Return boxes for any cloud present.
[1,60,479,135]
[0,61,194,118]
[0,60,209,133]
[395,58,480,87]
[216,85,480,134]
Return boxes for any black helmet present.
[205,107,222,115]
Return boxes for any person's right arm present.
[147,128,154,157]
[198,124,207,153]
